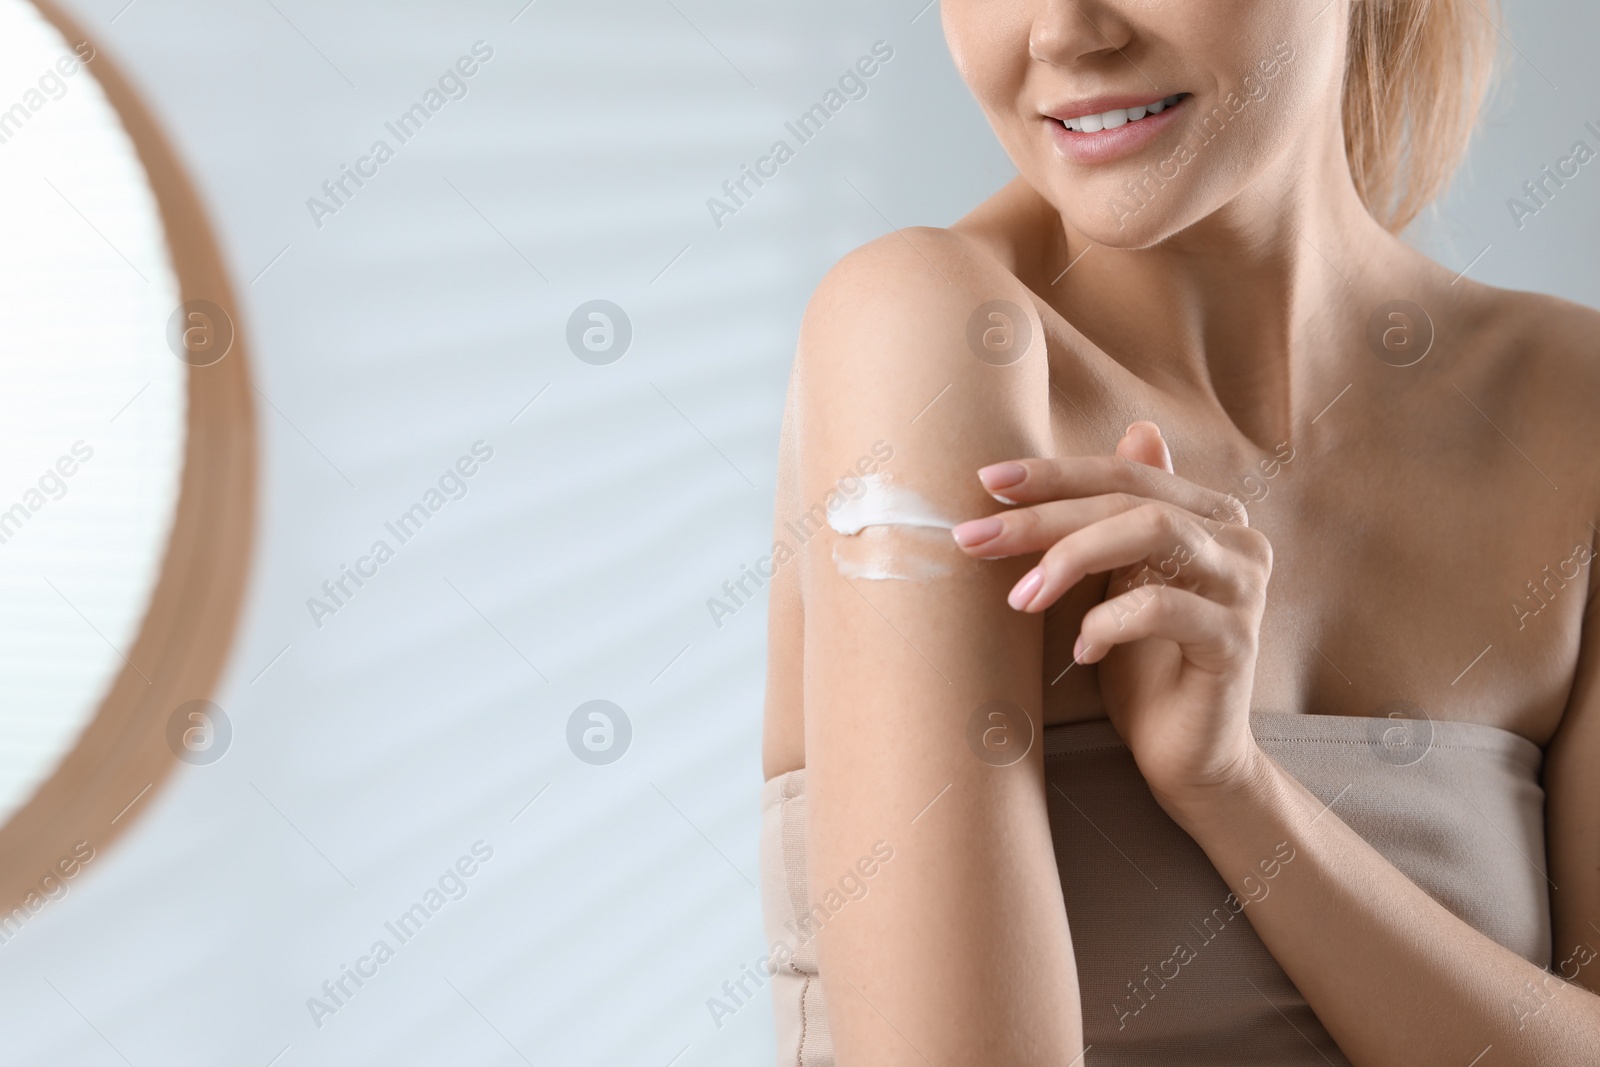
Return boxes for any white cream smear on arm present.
[828,473,959,581]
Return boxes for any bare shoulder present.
[1483,283,1600,346]
[1452,282,1600,593]
[787,227,1054,595]
[804,225,1028,321]
[1472,286,1600,463]
[794,227,1052,452]
[1464,284,1600,401]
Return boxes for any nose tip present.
[1029,1,1135,66]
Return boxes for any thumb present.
[1115,420,1173,474]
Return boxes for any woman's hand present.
[949,422,1275,811]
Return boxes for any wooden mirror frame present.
[0,1,256,923]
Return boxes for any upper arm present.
[793,231,1082,1063]
[1545,534,1600,993]
[1524,300,1600,993]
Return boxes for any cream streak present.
[829,475,958,581]
[828,474,956,535]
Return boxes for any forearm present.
[1164,748,1600,1066]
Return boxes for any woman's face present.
[944,0,1348,248]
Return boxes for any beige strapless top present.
[759,713,1550,1066]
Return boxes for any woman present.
[759,1,1600,1064]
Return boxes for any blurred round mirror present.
[0,0,186,825]
[0,0,254,919]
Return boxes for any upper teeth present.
[1061,95,1180,132]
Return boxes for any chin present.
[1004,120,1239,250]
[1065,205,1187,250]
[1045,173,1219,251]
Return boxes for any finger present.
[1115,420,1172,474]
[953,493,1137,556]
[977,454,1247,528]
[956,490,1249,562]
[1007,503,1262,613]
[1074,585,1251,673]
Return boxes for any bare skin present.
[762,1,1600,1064]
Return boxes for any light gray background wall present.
[1,2,1594,1065]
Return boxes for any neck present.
[1034,109,1414,448]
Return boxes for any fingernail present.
[1007,567,1043,610]
[951,516,1003,548]
[1072,634,1089,662]
[978,462,1026,491]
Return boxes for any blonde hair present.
[1343,0,1500,232]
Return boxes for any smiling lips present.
[1059,94,1184,132]
[1044,92,1190,165]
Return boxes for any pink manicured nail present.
[1008,567,1043,610]
[978,462,1026,491]
[951,516,1003,548]
[1073,634,1089,662]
